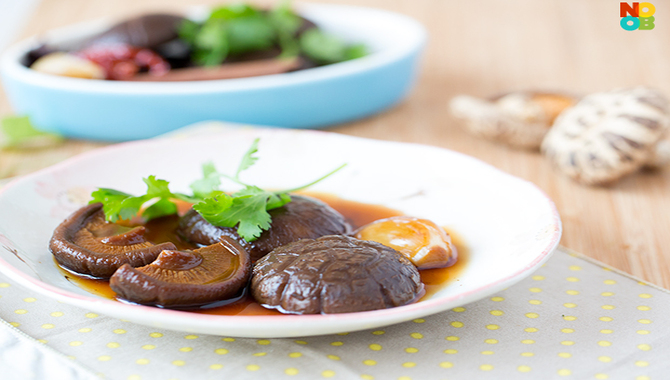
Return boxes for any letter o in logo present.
[620,15,640,30]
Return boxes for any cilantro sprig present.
[90,138,345,242]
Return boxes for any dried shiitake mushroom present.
[541,87,670,185]
[49,203,176,278]
[449,91,576,149]
[110,238,251,308]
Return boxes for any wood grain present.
[1,0,669,287]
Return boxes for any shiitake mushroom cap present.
[178,195,351,262]
[110,238,251,308]
[251,235,424,314]
[49,203,176,278]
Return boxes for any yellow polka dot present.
[361,376,374,380]
[289,352,302,358]
[369,344,382,351]
[558,352,571,358]
[563,316,577,321]
[598,356,611,363]
[222,337,235,342]
[107,342,120,348]
[330,341,343,346]
[149,332,163,338]
[98,355,111,362]
[557,369,571,376]
[363,359,376,366]
[566,277,579,282]
[638,319,652,324]
[639,293,652,299]
[637,306,651,311]
[322,370,335,378]
[285,368,298,376]
[14,309,27,314]
[635,361,649,367]
[452,307,466,312]
[142,345,155,350]
[78,328,91,333]
[410,332,423,339]
[210,364,223,370]
[601,305,615,310]
[9,322,19,327]
[451,321,464,328]
[444,349,458,354]
[569,265,582,271]
[23,297,36,303]
[563,303,577,308]
[37,339,46,344]
[529,287,542,293]
[484,339,498,344]
[481,350,494,355]
[402,362,416,368]
[180,347,193,353]
[405,347,419,353]
[85,313,98,318]
[136,359,149,365]
[524,327,538,333]
[637,330,650,335]
[215,348,228,355]
[246,364,260,371]
[41,324,55,329]
[595,374,608,379]
[525,313,539,319]
[529,300,542,305]
[490,310,504,316]
[337,333,349,336]
[560,341,575,346]
[598,341,611,347]
[521,339,535,344]
[372,331,385,335]
[128,375,141,380]
[600,329,613,334]
[294,340,307,345]
[69,341,83,346]
[637,376,650,380]
[182,335,197,340]
[398,377,411,380]
[413,319,425,323]
[50,311,64,317]
[521,352,534,357]
[113,329,126,334]
[638,344,651,351]
[603,280,616,285]
[480,364,494,371]
[532,275,545,280]
[491,297,504,302]
[561,328,574,333]
[172,360,185,366]
[445,336,459,341]
[257,340,270,345]
[439,361,453,368]
[327,355,340,361]
[0,283,10,287]
[601,292,614,297]
[600,317,613,322]
[518,365,531,373]
[487,324,499,330]
[566,290,579,295]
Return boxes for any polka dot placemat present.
[0,246,668,380]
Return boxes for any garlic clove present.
[31,52,105,79]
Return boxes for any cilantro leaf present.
[235,138,260,180]
[190,161,221,198]
[0,115,62,149]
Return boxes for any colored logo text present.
[620,2,655,30]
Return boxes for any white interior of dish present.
[0,3,427,93]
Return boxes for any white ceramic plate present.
[0,127,561,337]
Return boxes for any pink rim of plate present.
[0,128,562,326]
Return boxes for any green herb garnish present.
[178,1,366,67]
[90,138,346,242]
[0,116,62,149]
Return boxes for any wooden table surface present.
[1,0,669,287]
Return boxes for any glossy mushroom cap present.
[252,235,424,314]
[178,195,351,262]
[110,238,251,308]
[49,203,176,278]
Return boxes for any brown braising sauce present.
[58,193,468,315]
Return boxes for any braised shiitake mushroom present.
[110,238,251,308]
[49,203,176,278]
